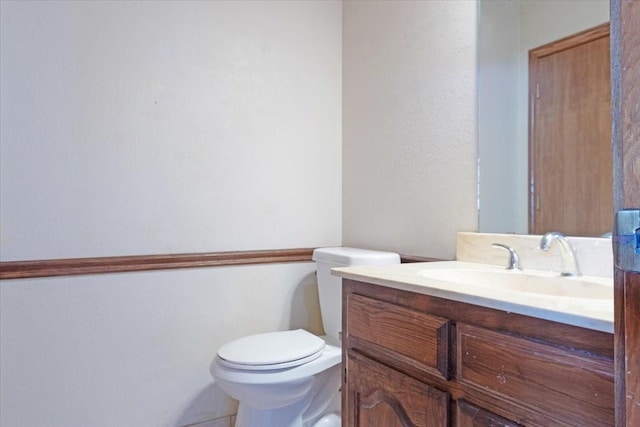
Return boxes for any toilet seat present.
[216,329,326,371]
[212,339,341,385]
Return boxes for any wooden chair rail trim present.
[398,254,445,263]
[0,248,315,280]
[0,249,441,280]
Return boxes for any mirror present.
[477,0,610,235]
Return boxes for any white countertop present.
[332,261,614,333]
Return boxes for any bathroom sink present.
[416,268,612,299]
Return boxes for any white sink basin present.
[416,268,613,299]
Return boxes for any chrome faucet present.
[539,232,581,276]
[492,243,522,270]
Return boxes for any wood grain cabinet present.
[342,279,615,427]
[457,400,521,427]
[346,352,449,426]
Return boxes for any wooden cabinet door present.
[345,352,449,427]
[456,400,521,427]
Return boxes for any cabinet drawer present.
[457,324,614,427]
[347,293,450,379]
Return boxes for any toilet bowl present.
[210,247,400,427]
[211,331,341,427]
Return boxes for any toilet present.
[210,247,400,427]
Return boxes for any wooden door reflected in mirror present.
[529,23,612,236]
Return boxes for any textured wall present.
[0,2,340,426]
[342,0,478,259]
[0,0,342,260]
[0,264,323,426]
[477,0,522,234]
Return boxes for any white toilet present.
[210,247,400,427]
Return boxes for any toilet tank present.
[312,247,400,342]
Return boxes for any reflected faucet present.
[539,232,581,276]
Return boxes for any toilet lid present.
[217,329,325,371]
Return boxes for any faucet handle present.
[492,243,523,270]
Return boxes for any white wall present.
[478,0,521,234]
[0,0,342,260]
[520,0,610,49]
[342,1,479,260]
[478,0,609,234]
[0,1,341,426]
[1,264,323,427]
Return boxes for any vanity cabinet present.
[342,279,615,427]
